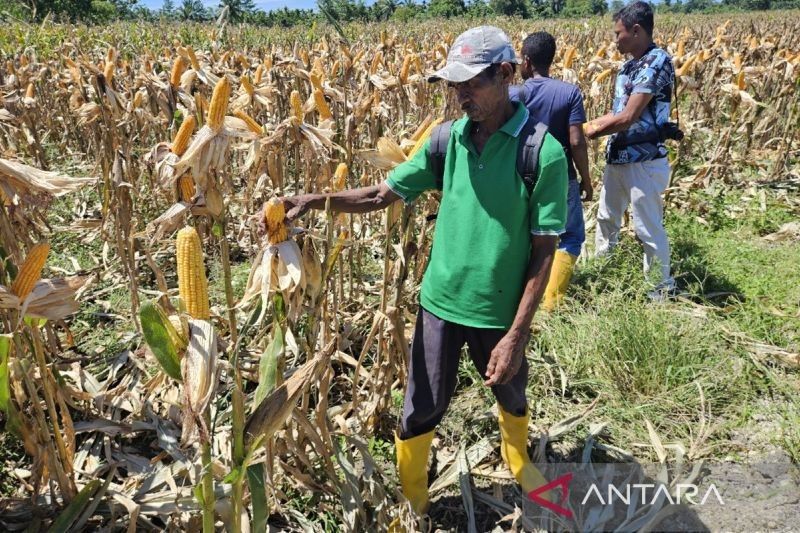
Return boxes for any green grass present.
[430,192,800,464]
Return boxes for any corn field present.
[0,10,798,532]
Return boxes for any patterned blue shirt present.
[606,44,674,165]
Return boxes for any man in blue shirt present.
[586,1,677,298]
[511,32,593,310]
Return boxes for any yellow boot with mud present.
[498,406,552,501]
[541,250,578,312]
[395,430,434,515]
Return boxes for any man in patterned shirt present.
[586,1,677,298]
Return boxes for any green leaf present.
[0,335,11,413]
[222,465,244,485]
[139,301,182,381]
[212,221,223,238]
[253,326,283,407]
[46,480,102,533]
[247,463,268,533]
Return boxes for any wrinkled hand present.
[580,178,594,202]
[484,329,529,386]
[280,194,315,222]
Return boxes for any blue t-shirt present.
[606,44,674,165]
[510,77,586,180]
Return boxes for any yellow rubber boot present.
[541,250,578,312]
[498,406,551,501]
[395,430,434,515]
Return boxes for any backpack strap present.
[515,119,548,196]
[429,120,454,191]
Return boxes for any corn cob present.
[563,47,577,69]
[290,90,303,122]
[133,89,145,108]
[594,68,614,83]
[25,83,34,99]
[733,52,743,73]
[103,61,115,84]
[241,75,255,97]
[676,55,696,77]
[233,110,263,134]
[176,227,210,320]
[170,56,186,88]
[736,71,746,90]
[370,51,383,75]
[310,71,323,91]
[187,46,201,71]
[264,198,288,245]
[676,40,685,59]
[313,88,332,120]
[333,163,348,191]
[408,118,442,159]
[172,115,196,156]
[11,243,50,300]
[254,64,265,84]
[207,76,231,133]
[178,175,196,202]
[330,60,341,79]
[399,53,412,84]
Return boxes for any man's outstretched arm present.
[280,182,402,221]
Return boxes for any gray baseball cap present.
[428,25,520,83]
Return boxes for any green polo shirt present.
[385,103,568,329]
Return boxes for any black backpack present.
[428,117,549,196]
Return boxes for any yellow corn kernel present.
[172,115,196,156]
[176,227,210,320]
[170,56,186,88]
[264,198,288,245]
[676,40,685,59]
[207,76,231,132]
[233,110,263,134]
[11,242,50,300]
[254,64,265,84]
[178,175,196,202]
[313,88,332,121]
[290,90,303,122]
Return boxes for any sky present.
[140,0,329,10]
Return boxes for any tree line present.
[1,0,798,26]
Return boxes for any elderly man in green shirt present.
[280,26,568,515]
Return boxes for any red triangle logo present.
[528,472,574,519]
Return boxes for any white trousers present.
[595,158,675,288]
